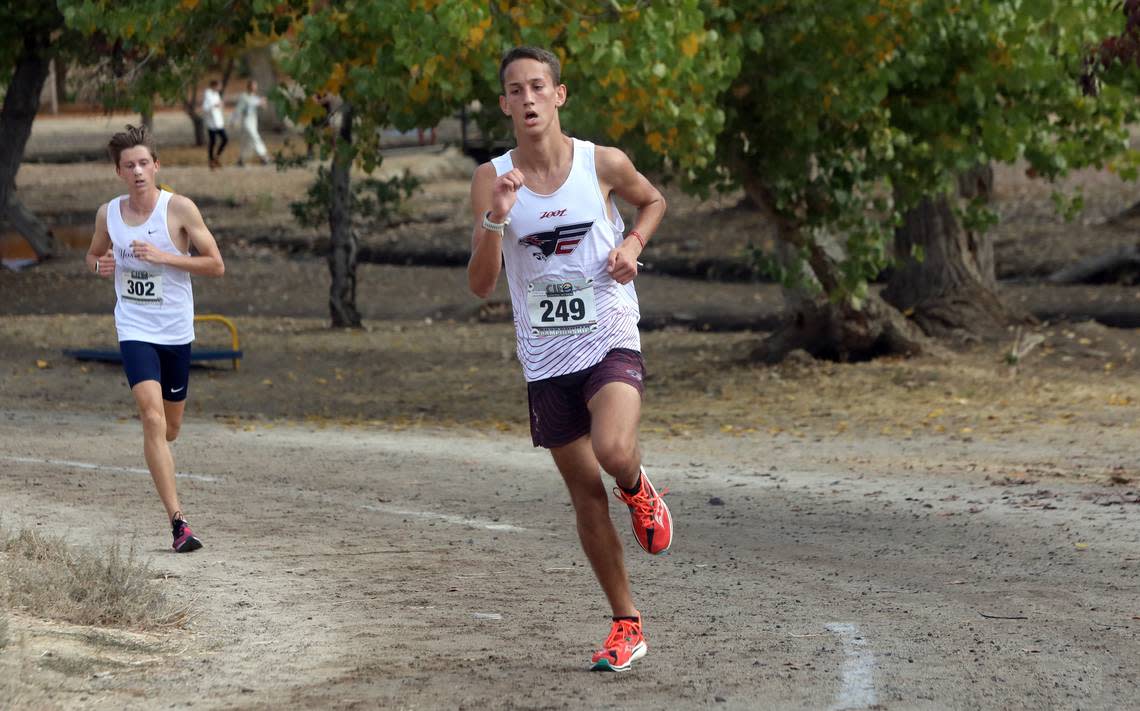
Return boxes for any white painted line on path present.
[0,455,221,483]
[361,503,526,532]
[826,622,878,710]
[1,456,523,532]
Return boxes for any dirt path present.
[2,409,1138,710]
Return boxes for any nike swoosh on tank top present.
[107,190,196,345]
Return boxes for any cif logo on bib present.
[546,282,574,297]
[519,221,593,261]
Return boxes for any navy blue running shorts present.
[119,341,192,402]
[526,348,645,449]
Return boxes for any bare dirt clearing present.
[2,413,1138,710]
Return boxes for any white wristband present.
[482,210,510,234]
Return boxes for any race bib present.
[121,270,164,304]
[527,277,597,337]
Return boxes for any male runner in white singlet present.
[86,125,225,552]
[468,47,672,672]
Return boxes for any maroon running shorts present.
[526,348,645,449]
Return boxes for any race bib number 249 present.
[527,277,597,337]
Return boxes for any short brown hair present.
[499,46,561,91]
[107,124,157,166]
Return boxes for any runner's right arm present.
[467,162,524,298]
[86,205,113,277]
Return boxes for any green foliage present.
[695,1,1140,302]
[957,202,1000,234]
[290,167,420,230]
[0,4,63,72]
[274,2,493,173]
[272,1,737,173]
[1050,189,1087,223]
[57,0,304,113]
[747,242,816,294]
[41,0,1140,311]
[502,1,738,178]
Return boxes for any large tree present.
[691,1,1140,359]
[269,1,735,327]
[57,1,728,327]
[0,3,70,259]
[0,1,292,261]
[876,3,1140,341]
[273,3,500,327]
[422,2,1140,359]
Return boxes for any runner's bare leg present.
[131,380,183,520]
[551,437,638,618]
[587,381,642,490]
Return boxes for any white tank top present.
[491,138,640,382]
[107,190,195,344]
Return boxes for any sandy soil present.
[1,413,1137,710]
[1,113,1139,709]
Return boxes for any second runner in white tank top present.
[106,189,196,345]
[492,138,641,382]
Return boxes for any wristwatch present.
[482,210,510,234]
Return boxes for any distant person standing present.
[85,124,225,552]
[231,80,271,166]
[201,80,227,169]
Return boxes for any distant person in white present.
[201,80,228,169]
[85,124,225,552]
[231,79,270,166]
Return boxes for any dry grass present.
[1,527,190,630]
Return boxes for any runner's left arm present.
[130,195,225,277]
[595,146,666,285]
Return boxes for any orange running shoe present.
[590,615,647,672]
[614,467,673,555]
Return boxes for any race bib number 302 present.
[121,270,164,304]
[527,277,598,337]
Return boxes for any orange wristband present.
[627,230,646,249]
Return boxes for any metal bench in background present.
[63,314,243,370]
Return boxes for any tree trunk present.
[0,30,56,259]
[54,60,68,104]
[736,175,931,362]
[752,232,930,362]
[5,193,55,259]
[327,103,361,328]
[183,82,206,147]
[883,165,1026,340]
[753,289,930,363]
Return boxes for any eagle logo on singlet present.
[519,221,594,261]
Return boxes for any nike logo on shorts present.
[170,386,185,393]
